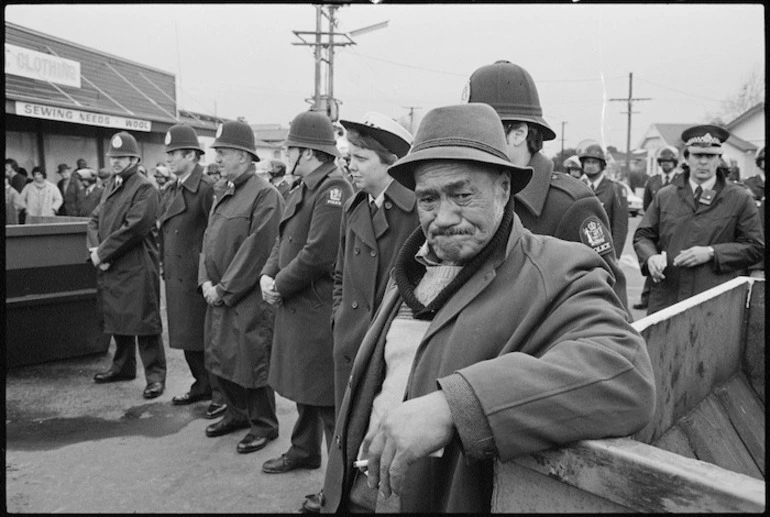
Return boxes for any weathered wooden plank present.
[506,438,765,513]
[743,280,765,403]
[652,425,697,460]
[632,278,750,444]
[679,394,763,480]
[714,374,765,476]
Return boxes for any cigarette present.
[353,460,368,469]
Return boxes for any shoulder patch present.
[580,217,614,255]
[326,187,343,207]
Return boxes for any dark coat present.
[634,173,765,314]
[592,175,629,258]
[262,162,353,406]
[643,171,682,211]
[58,175,85,216]
[159,164,214,351]
[198,166,284,388]
[514,152,629,314]
[322,217,655,513]
[10,173,30,193]
[743,174,765,202]
[87,164,162,336]
[79,184,104,217]
[331,180,418,409]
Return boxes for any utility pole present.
[560,121,567,157]
[610,73,651,181]
[403,106,421,134]
[293,7,388,122]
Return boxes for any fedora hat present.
[340,112,413,158]
[388,103,532,192]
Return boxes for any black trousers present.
[640,276,652,305]
[110,334,166,384]
[216,376,278,438]
[183,350,225,405]
[286,402,335,463]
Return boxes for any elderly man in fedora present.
[320,103,656,513]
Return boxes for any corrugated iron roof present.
[5,21,177,124]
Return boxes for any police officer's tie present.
[663,174,669,186]
[369,199,378,217]
[694,185,703,204]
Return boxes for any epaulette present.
[548,173,594,200]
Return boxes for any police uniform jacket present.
[322,216,655,513]
[331,180,418,409]
[514,152,629,313]
[634,173,765,314]
[643,171,681,212]
[58,174,85,216]
[262,162,353,406]
[743,174,765,203]
[198,165,284,388]
[87,163,162,335]
[592,175,629,258]
[159,164,214,351]
[79,184,105,217]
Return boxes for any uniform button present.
[288,236,293,242]
[175,230,179,234]
[352,301,358,309]
[344,355,351,364]
[384,201,393,210]
[370,250,376,257]
[354,247,360,255]
[336,435,342,449]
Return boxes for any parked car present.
[618,182,643,217]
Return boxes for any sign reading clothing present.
[16,102,152,132]
[5,43,81,88]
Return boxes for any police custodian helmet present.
[210,120,260,161]
[577,139,607,164]
[107,131,141,159]
[284,110,341,158]
[165,124,204,154]
[656,145,679,163]
[464,60,556,142]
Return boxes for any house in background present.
[638,118,760,180]
[250,123,289,169]
[725,102,764,179]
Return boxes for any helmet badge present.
[461,80,471,103]
[164,132,172,145]
[112,135,123,148]
[216,124,223,138]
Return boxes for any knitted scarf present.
[393,195,514,320]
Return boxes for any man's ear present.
[505,124,528,148]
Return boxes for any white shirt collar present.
[758,171,766,183]
[590,172,606,190]
[177,170,192,186]
[367,178,393,208]
[689,175,717,193]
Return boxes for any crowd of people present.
[4,58,765,513]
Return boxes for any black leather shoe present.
[93,371,136,384]
[143,382,165,399]
[236,432,278,454]
[205,418,249,438]
[262,453,321,474]
[632,302,648,310]
[205,403,228,419]
[301,491,324,513]
[172,391,211,406]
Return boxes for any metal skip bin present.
[5,218,110,368]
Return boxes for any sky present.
[5,3,766,157]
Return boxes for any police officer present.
[199,121,284,453]
[577,139,629,258]
[634,124,764,314]
[635,145,683,310]
[88,131,166,399]
[267,159,295,198]
[159,124,225,417]
[744,145,765,205]
[466,60,630,314]
[563,155,583,179]
[260,110,353,474]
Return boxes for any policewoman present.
[466,60,630,315]
[198,121,284,453]
[159,124,222,411]
[634,124,764,314]
[260,110,353,474]
[88,131,166,399]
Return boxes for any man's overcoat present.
[322,217,656,513]
[87,164,162,336]
[331,180,418,409]
[159,164,214,351]
[634,173,764,314]
[198,166,284,388]
[643,171,682,211]
[514,152,629,312]
[262,162,353,406]
[592,175,629,258]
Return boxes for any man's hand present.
[647,252,667,282]
[749,269,765,279]
[260,275,282,305]
[202,281,223,306]
[673,246,713,268]
[362,391,455,498]
[89,247,101,267]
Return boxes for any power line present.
[635,77,724,103]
